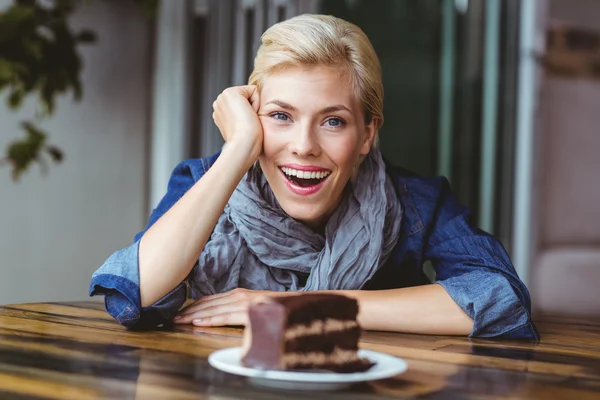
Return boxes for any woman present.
[90,15,538,340]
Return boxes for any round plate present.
[208,347,407,391]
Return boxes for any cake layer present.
[286,359,374,373]
[284,327,361,353]
[283,347,374,373]
[274,294,359,325]
[284,318,359,340]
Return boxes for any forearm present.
[139,145,253,307]
[338,284,473,335]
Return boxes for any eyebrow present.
[265,100,298,111]
[265,100,353,114]
[321,105,353,114]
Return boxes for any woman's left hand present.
[172,288,282,327]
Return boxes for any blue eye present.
[325,117,344,127]
[271,112,290,121]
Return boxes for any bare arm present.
[139,147,253,307]
[174,284,473,335]
[340,284,473,335]
[139,86,263,307]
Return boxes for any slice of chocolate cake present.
[241,293,373,373]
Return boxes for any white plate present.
[208,347,407,391]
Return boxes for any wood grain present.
[0,302,598,399]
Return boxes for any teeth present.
[282,167,330,180]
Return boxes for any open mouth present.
[280,167,331,188]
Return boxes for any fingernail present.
[193,319,203,325]
[173,315,182,321]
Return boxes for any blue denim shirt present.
[90,151,539,340]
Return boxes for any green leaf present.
[0,60,13,82]
[46,146,64,163]
[53,0,77,14]
[21,121,47,144]
[6,124,46,181]
[7,89,24,109]
[22,37,44,61]
[0,6,36,37]
[0,0,157,181]
[40,81,55,114]
[0,1,92,121]
[4,121,64,181]
[15,0,36,7]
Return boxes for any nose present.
[288,123,321,158]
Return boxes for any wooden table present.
[0,302,599,399]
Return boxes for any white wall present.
[0,1,151,305]
[529,0,600,316]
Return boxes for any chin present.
[280,203,327,228]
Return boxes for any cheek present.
[260,121,288,156]
[323,136,362,169]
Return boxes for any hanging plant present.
[0,0,158,180]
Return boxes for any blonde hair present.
[248,14,384,141]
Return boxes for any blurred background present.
[1,0,598,319]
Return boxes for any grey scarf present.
[189,148,403,297]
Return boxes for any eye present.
[324,117,345,128]
[270,112,290,122]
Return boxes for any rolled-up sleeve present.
[425,178,539,340]
[89,241,188,329]
[89,159,202,329]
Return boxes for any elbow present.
[437,272,538,340]
[102,291,142,328]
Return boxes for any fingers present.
[173,300,248,326]
[214,85,258,102]
[191,310,248,327]
[178,290,242,315]
[237,84,258,98]
[244,85,260,112]
[173,288,275,327]
[211,85,261,148]
[213,85,259,110]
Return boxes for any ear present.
[359,119,377,155]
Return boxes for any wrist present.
[221,140,261,170]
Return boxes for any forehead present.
[260,66,359,109]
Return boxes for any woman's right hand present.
[212,85,263,167]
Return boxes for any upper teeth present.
[282,167,330,179]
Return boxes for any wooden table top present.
[0,302,599,399]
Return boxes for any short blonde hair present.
[249,14,384,138]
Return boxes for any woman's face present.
[257,66,376,230]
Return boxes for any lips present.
[279,165,331,196]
